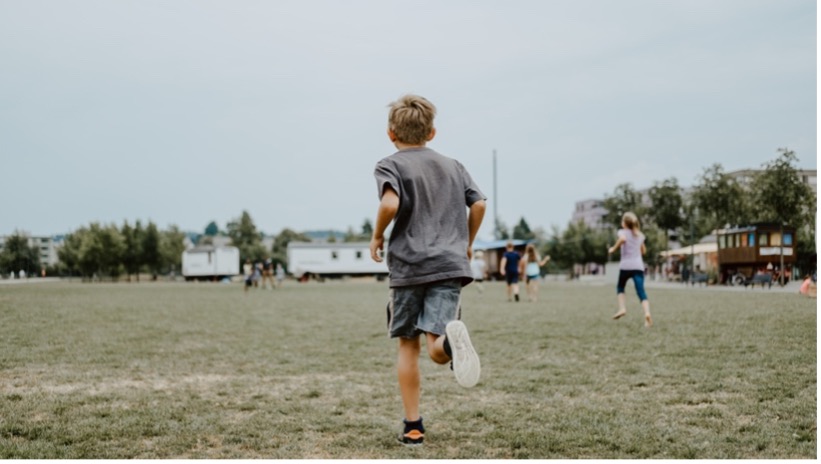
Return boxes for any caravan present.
[287,242,388,281]
[182,246,240,281]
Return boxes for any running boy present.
[499,241,522,302]
[370,94,486,446]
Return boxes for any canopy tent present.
[659,242,718,258]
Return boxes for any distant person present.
[369,94,485,445]
[253,262,262,288]
[523,243,550,302]
[275,263,286,288]
[244,269,254,293]
[799,274,813,295]
[19,269,26,279]
[243,259,253,280]
[608,212,652,328]
[470,250,487,293]
[262,257,275,289]
[499,241,522,302]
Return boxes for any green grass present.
[0,280,815,458]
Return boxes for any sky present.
[1,0,816,241]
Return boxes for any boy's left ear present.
[427,127,436,141]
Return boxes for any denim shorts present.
[386,279,462,338]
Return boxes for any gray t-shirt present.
[374,147,486,287]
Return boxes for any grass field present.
[0,279,816,459]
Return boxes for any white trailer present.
[287,242,388,280]
[182,246,240,281]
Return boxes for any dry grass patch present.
[0,280,815,458]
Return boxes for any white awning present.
[659,242,718,257]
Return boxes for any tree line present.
[504,148,815,275]
[1,149,814,281]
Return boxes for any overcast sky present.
[1,0,816,240]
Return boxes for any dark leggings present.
[617,269,648,301]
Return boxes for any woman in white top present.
[607,212,652,328]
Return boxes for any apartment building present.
[0,233,63,268]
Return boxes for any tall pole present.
[493,149,498,240]
[690,210,695,277]
[779,223,785,286]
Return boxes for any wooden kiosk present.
[716,223,796,286]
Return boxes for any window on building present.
[783,233,793,246]
[740,234,748,247]
[771,232,781,246]
[759,233,769,246]
[748,233,755,247]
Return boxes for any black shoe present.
[399,418,425,446]
[515,294,520,302]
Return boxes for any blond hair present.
[622,211,641,237]
[387,94,436,145]
[526,243,538,261]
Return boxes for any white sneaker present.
[445,320,481,388]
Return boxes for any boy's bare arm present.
[466,200,486,260]
[370,186,400,263]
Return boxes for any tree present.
[602,183,645,229]
[640,223,667,269]
[749,148,816,284]
[78,223,125,280]
[647,177,684,252]
[142,222,162,280]
[57,230,84,278]
[271,228,312,272]
[0,233,40,277]
[512,217,535,240]
[361,219,374,240]
[545,221,609,274]
[343,226,359,243]
[121,220,143,282]
[160,225,187,276]
[227,211,266,263]
[204,221,219,236]
[750,148,815,232]
[691,163,751,230]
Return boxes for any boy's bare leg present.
[426,332,450,365]
[397,336,422,421]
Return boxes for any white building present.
[286,242,388,279]
[570,199,609,230]
[0,233,62,268]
